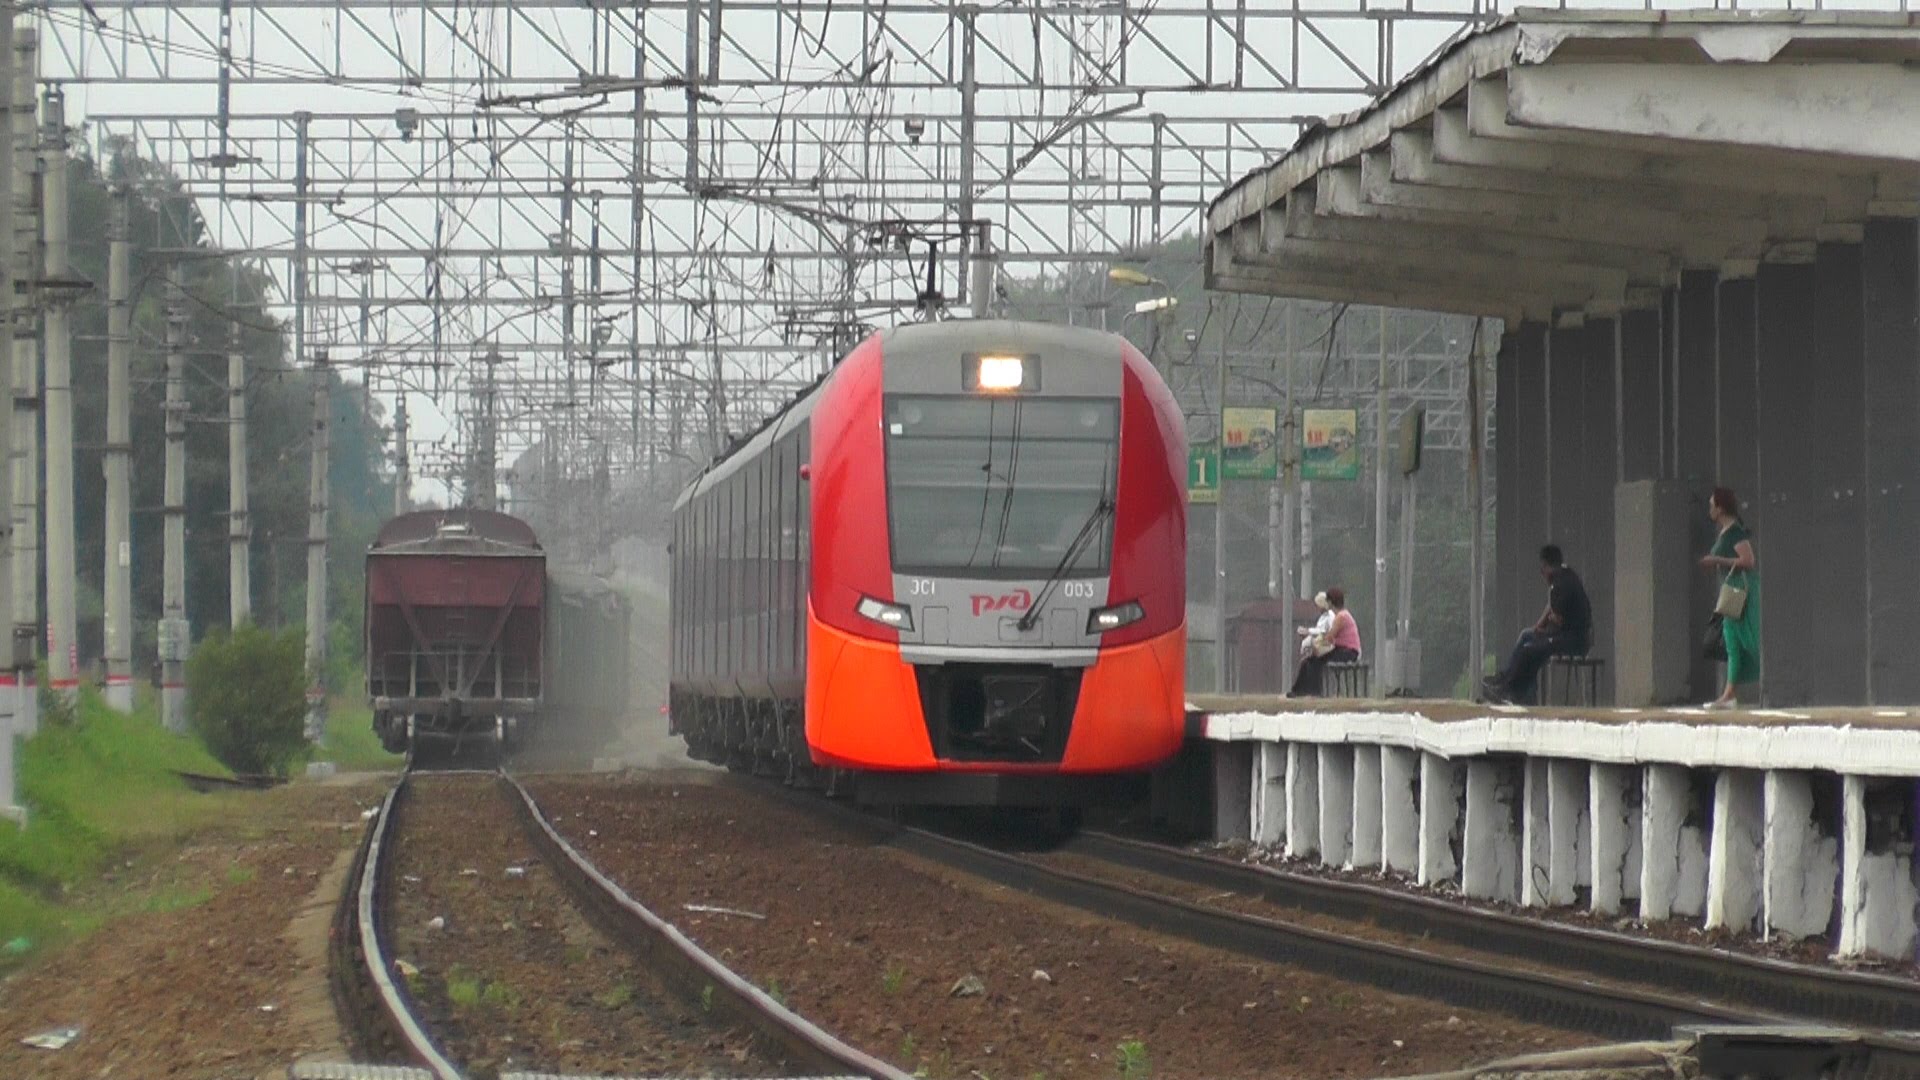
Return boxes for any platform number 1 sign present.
[1188,445,1219,505]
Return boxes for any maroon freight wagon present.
[364,509,548,753]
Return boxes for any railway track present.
[327,765,910,1080]
[727,776,1920,1078]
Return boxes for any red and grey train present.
[668,320,1188,806]
[365,509,631,754]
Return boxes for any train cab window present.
[884,396,1118,576]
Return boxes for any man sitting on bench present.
[1483,544,1592,705]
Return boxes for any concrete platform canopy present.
[1205,10,1920,708]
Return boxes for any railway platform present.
[1180,694,1920,963]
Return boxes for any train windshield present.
[885,395,1119,576]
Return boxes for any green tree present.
[184,623,307,776]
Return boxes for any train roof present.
[370,508,545,556]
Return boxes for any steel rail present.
[334,774,467,1080]
[499,772,914,1080]
[1069,830,1920,1033]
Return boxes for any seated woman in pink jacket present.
[1291,586,1361,697]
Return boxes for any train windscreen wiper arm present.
[1016,499,1114,632]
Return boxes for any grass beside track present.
[0,689,233,967]
[319,699,403,771]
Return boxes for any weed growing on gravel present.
[225,865,256,885]
[763,977,787,1006]
[445,967,483,1008]
[1115,1040,1151,1078]
[700,983,714,1012]
[481,980,521,1009]
[899,1033,917,1063]
[882,963,906,994]
[594,983,633,1010]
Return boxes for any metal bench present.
[1326,660,1371,699]
[1542,655,1605,707]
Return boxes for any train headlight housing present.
[856,595,914,632]
[1086,600,1145,635]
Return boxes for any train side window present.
[756,443,771,664]
[774,437,789,671]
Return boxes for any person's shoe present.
[1703,699,1735,711]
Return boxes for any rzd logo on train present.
[970,588,1033,617]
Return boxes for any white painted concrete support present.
[1381,746,1420,876]
[1418,753,1463,886]
[1351,743,1383,869]
[1253,742,1287,848]
[1763,770,1837,940]
[1706,769,1765,934]
[1318,743,1355,867]
[1523,757,1551,906]
[1547,759,1588,906]
[1463,758,1521,903]
[1212,741,1253,842]
[101,185,132,712]
[7,30,34,739]
[39,87,74,703]
[1641,764,1687,921]
[1589,762,1640,915]
[1285,741,1319,860]
[1839,776,1919,960]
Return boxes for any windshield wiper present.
[1016,498,1114,632]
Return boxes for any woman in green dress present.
[1700,486,1759,710]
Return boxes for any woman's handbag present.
[1714,570,1748,620]
[1703,613,1727,662]
[1309,633,1336,658]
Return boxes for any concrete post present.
[1284,741,1319,860]
[1317,743,1354,866]
[227,310,250,627]
[39,86,75,702]
[1523,757,1551,906]
[1278,300,1296,607]
[1640,764,1687,922]
[1380,745,1419,876]
[160,272,188,733]
[1546,758,1587,906]
[0,6,17,825]
[7,27,33,735]
[1462,757,1520,903]
[1253,742,1286,848]
[1371,310,1388,696]
[1837,776,1920,960]
[1298,481,1314,600]
[1213,324,1227,693]
[102,186,132,710]
[303,349,330,743]
[1762,770,1836,941]
[1589,762,1639,915]
[393,394,409,517]
[1705,769,1764,933]
[1351,743,1383,869]
[1417,753,1463,887]
[1466,322,1486,688]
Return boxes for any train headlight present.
[976,355,1024,390]
[962,353,1038,392]
[1086,600,1145,634]
[856,595,914,632]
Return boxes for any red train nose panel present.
[806,606,1185,773]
